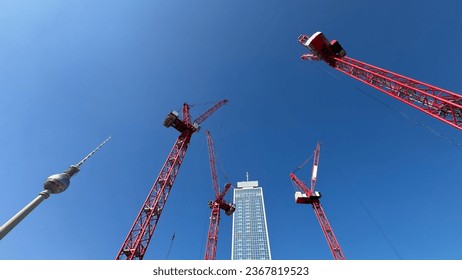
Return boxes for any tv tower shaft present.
[0,136,111,240]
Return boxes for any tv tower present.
[0,136,111,240]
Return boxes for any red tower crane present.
[204,130,235,260]
[290,142,345,260]
[298,31,462,130]
[116,99,228,260]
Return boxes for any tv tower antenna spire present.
[0,136,111,240]
[76,136,111,168]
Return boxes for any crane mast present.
[298,31,462,130]
[116,99,228,260]
[290,142,345,260]
[204,130,235,260]
[206,130,220,199]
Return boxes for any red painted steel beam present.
[290,172,312,197]
[334,56,462,129]
[206,130,220,198]
[116,100,228,260]
[204,129,233,260]
[311,200,345,260]
[194,100,229,125]
[299,32,462,130]
[116,131,192,260]
[310,142,321,193]
[204,203,221,260]
[291,142,345,260]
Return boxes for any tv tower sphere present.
[0,136,111,240]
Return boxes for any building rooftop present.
[236,180,259,189]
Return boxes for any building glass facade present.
[231,180,271,260]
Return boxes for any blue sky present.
[1,0,462,260]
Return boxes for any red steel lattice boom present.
[290,142,345,260]
[298,31,462,130]
[116,99,228,260]
[204,130,235,260]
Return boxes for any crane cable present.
[318,64,462,150]
[165,232,175,259]
[215,147,230,185]
[334,166,403,259]
[291,150,315,193]
[292,153,314,174]
[315,65,408,258]
[354,85,462,150]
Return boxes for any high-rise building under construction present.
[231,178,271,260]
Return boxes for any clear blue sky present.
[1,0,462,260]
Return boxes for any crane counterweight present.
[295,191,322,204]
[163,111,179,128]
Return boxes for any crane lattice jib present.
[116,100,228,260]
[204,128,233,260]
[116,131,191,260]
[204,203,221,260]
[310,142,321,193]
[290,173,312,197]
[194,100,229,125]
[291,172,345,260]
[206,130,220,198]
[299,32,462,130]
[216,183,232,203]
[333,56,462,129]
[311,200,345,260]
